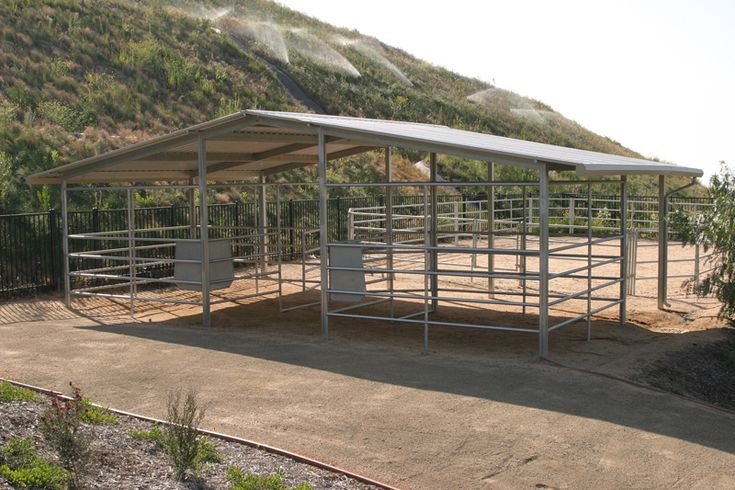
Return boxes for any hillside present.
[0,0,701,212]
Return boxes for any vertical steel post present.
[188,177,196,239]
[657,175,666,309]
[487,162,495,298]
[538,166,550,358]
[318,130,329,341]
[276,184,283,311]
[301,229,306,292]
[620,176,628,326]
[197,135,211,327]
[521,186,528,314]
[429,153,439,311]
[453,201,459,245]
[587,183,592,340]
[259,173,268,268]
[423,186,430,354]
[568,197,575,234]
[61,180,71,308]
[127,188,136,316]
[384,147,394,317]
[694,241,700,288]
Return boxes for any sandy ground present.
[1,238,734,489]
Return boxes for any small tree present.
[671,162,735,320]
[164,389,205,481]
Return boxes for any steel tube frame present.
[61,180,71,308]
[487,162,495,298]
[657,175,666,309]
[538,166,550,358]
[587,183,593,340]
[318,130,329,341]
[127,188,136,315]
[385,147,395,317]
[429,153,439,311]
[259,174,268,270]
[619,176,628,325]
[57,134,657,361]
[198,135,211,327]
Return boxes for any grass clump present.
[0,381,39,402]
[195,437,223,465]
[129,426,164,443]
[0,437,68,490]
[79,399,117,425]
[226,467,313,490]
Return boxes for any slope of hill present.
[0,0,700,212]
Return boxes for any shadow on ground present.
[75,292,735,456]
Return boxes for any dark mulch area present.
[636,335,735,411]
[0,395,377,490]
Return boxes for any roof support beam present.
[59,118,260,181]
[252,145,380,176]
[137,152,256,163]
[207,141,323,174]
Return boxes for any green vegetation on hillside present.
[0,0,703,213]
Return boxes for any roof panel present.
[28,110,703,184]
[247,110,703,177]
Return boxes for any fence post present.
[568,197,575,234]
[92,206,99,232]
[48,208,59,290]
[528,196,534,229]
[233,200,241,231]
[626,228,638,296]
[694,241,700,288]
[336,197,343,241]
[453,200,459,245]
[288,200,295,260]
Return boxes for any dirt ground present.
[1,238,734,489]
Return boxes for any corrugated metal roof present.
[28,110,702,184]
[247,110,703,177]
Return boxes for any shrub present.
[672,162,735,320]
[39,383,91,489]
[226,467,313,490]
[0,381,39,402]
[163,389,206,481]
[0,437,68,490]
[130,425,220,464]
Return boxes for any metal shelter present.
[29,110,703,357]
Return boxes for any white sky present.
[276,0,735,183]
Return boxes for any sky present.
[276,0,735,183]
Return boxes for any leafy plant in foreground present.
[226,467,313,490]
[0,380,39,402]
[671,162,735,320]
[129,426,165,444]
[79,399,117,425]
[39,383,91,489]
[0,437,68,490]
